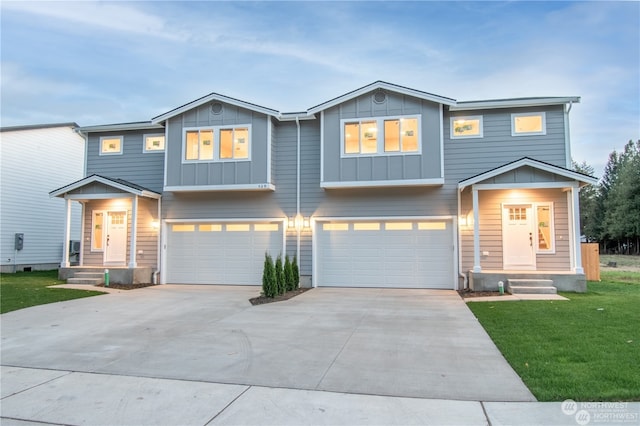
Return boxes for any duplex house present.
[51,81,596,292]
[1,123,84,273]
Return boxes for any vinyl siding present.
[165,102,270,188]
[86,130,165,193]
[82,198,158,268]
[444,106,567,182]
[0,126,84,269]
[460,188,571,272]
[322,91,443,184]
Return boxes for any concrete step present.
[507,279,557,294]
[508,285,557,294]
[67,277,104,285]
[507,279,554,287]
[74,272,104,279]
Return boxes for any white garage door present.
[165,221,284,285]
[316,219,454,289]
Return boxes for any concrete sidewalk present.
[2,366,638,425]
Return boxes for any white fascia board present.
[164,183,276,192]
[472,181,580,191]
[312,215,454,222]
[50,175,161,199]
[321,178,444,189]
[76,122,164,133]
[278,112,316,121]
[151,93,280,124]
[307,81,456,115]
[450,97,581,111]
[164,217,285,223]
[458,158,598,190]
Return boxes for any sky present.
[1,1,638,178]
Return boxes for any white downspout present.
[564,101,574,169]
[296,116,301,262]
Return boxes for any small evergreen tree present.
[292,254,300,289]
[284,255,294,291]
[275,254,285,295]
[262,252,277,298]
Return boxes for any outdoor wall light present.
[303,217,310,229]
[151,220,160,229]
[288,217,296,229]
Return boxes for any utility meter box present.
[15,233,24,251]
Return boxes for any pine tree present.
[275,255,285,295]
[292,254,300,289]
[262,253,277,298]
[284,255,294,291]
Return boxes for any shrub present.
[262,252,277,298]
[284,255,294,291]
[292,254,300,289]
[275,254,285,295]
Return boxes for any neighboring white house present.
[0,123,84,272]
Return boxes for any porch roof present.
[458,157,598,191]
[49,174,162,199]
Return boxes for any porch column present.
[61,198,71,267]
[571,186,584,274]
[472,187,481,272]
[129,195,138,268]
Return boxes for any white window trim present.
[143,133,165,153]
[340,114,422,158]
[534,202,555,254]
[511,112,546,136]
[91,210,105,252]
[450,115,483,139]
[182,124,252,163]
[99,136,123,155]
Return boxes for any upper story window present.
[100,136,123,155]
[512,112,546,136]
[451,116,483,139]
[341,115,420,156]
[183,125,251,162]
[144,134,165,153]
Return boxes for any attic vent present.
[211,102,223,115]
[373,90,387,104]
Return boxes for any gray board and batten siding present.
[165,104,269,188]
[86,130,165,193]
[444,105,568,182]
[322,91,443,184]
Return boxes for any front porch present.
[469,270,587,293]
[58,266,155,286]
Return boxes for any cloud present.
[1,1,185,41]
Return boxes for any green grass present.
[0,270,104,314]
[467,270,640,401]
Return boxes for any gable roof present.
[450,96,580,111]
[50,174,161,199]
[0,122,79,132]
[306,80,457,115]
[458,157,597,190]
[76,121,164,133]
[151,92,280,124]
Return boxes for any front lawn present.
[0,270,104,314]
[467,270,640,401]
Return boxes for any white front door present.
[502,205,535,270]
[105,211,127,264]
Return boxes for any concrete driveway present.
[1,285,534,402]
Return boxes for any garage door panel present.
[317,219,453,289]
[166,222,283,285]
